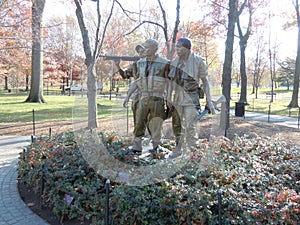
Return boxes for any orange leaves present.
[290,195,300,203]
[0,0,32,82]
[277,189,297,203]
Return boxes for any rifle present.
[197,95,226,120]
[100,55,140,61]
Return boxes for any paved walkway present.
[0,111,298,225]
[237,110,300,129]
[0,136,49,225]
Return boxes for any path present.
[0,136,49,225]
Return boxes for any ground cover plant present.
[18,131,300,225]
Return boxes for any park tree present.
[157,0,180,60]
[25,0,46,103]
[120,0,181,60]
[250,33,268,98]
[209,0,270,132]
[181,20,219,67]
[222,0,238,132]
[277,58,295,90]
[0,0,31,91]
[236,0,267,104]
[44,15,84,92]
[268,25,279,103]
[209,0,238,132]
[288,0,300,108]
[236,0,249,104]
[74,0,115,129]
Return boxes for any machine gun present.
[197,95,226,120]
[100,55,140,61]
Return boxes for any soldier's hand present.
[114,59,121,66]
[166,99,173,109]
[123,97,129,108]
[205,102,216,115]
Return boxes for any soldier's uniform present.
[169,52,208,147]
[133,55,170,151]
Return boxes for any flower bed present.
[18,132,300,224]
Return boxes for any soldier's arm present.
[201,76,215,114]
[123,80,138,107]
[198,58,215,114]
[165,62,173,108]
[115,60,135,79]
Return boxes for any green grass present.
[0,87,298,123]
[0,94,127,123]
[230,87,300,118]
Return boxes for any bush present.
[18,132,300,224]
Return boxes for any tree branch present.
[124,20,165,36]
[114,0,140,22]
[96,0,115,59]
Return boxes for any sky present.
[44,0,298,61]
[269,0,297,60]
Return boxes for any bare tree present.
[288,0,300,108]
[157,0,180,59]
[25,0,46,103]
[118,0,181,60]
[74,0,114,129]
[236,0,250,104]
[221,0,238,133]
[237,0,267,103]
[251,35,268,98]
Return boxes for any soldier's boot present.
[149,141,160,156]
[169,140,182,159]
[132,137,142,154]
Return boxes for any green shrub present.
[18,132,300,225]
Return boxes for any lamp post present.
[45,76,49,95]
[81,66,84,97]
[62,76,65,94]
[69,63,73,96]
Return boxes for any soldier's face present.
[175,42,189,56]
[138,48,146,58]
[143,42,157,57]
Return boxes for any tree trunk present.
[251,81,255,95]
[25,0,45,103]
[236,0,251,104]
[25,74,29,91]
[255,85,258,99]
[239,38,247,103]
[288,0,300,108]
[86,63,98,129]
[4,76,8,90]
[75,0,98,129]
[221,0,237,134]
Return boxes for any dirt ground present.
[2,116,300,225]
[1,116,300,146]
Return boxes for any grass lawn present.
[0,93,127,123]
[0,87,299,123]
[230,87,300,118]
